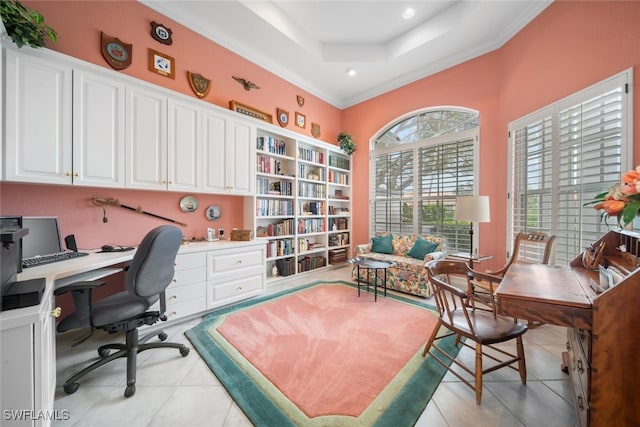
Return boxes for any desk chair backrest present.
[126,225,182,301]
[510,232,556,266]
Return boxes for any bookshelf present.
[245,128,351,281]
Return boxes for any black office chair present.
[54,225,189,398]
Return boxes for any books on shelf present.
[256,199,294,216]
[329,248,348,264]
[276,257,296,276]
[257,136,287,156]
[328,155,350,170]
[297,255,326,273]
[328,169,349,185]
[298,147,324,164]
[256,219,295,237]
[257,178,293,196]
[266,238,294,258]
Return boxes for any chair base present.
[62,328,189,398]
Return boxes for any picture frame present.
[295,112,306,129]
[229,100,273,123]
[148,48,175,79]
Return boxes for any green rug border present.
[185,280,460,427]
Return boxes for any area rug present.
[185,280,460,426]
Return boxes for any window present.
[509,70,632,265]
[371,108,479,253]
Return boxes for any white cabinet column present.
[167,98,201,192]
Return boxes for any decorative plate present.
[180,196,198,213]
[206,205,222,221]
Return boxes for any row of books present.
[328,170,349,185]
[298,218,326,234]
[257,155,287,175]
[266,239,294,258]
[298,239,324,253]
[328,155,350,170]
[299,164,326,181]
[256,219,295,237]
[298,182,325,199]
[328,206,349,215]
[257,178,293,196]
[256,199,294,217]
[300,201,325,215]
[297,255,326,273]
[275,258,296,277]
[298,147,324,164]
[328,248,348,264]
[329,217,348,231]
[257,136,288,156]
[328,232,349,247]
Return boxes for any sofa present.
[352,232,446,297]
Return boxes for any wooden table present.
[496,263,594,330]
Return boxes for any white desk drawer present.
[208,248,263,274]
[163,298,207,322]
[165,282,206,302]
[171,267,206,287]
[175,251,206,270]
[212,273,263,301]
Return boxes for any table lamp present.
[454,196,490,269]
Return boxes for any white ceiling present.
[141,0,553,108]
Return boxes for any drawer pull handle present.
[50,307,62,318]
[171,295,177,300]
[577,359,584,373]
[577,395,585,411]
[236,260,243,264]
[237,286,243,291]
[173,278,177,282]
[171,311,177,315]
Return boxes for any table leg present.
[357,265,361,297]
[383,268,387,297]
[374,268,378,302]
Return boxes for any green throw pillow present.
[371,235,394,254]
[407,237,439,260]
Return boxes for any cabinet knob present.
[173,278,177,282]
[577,359,584,374]
[236,260,243,264]
[236,286,243,291]
[74,172,79,177]
[65,171,72,177]
[170,295,177,300]
[50,307,62,318]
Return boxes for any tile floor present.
[52,266,576,427]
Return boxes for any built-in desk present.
[496,230,640,427]
[0,239,265,427]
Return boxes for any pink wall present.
[343,0,640,269]
[3,1,640,269]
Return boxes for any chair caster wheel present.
[63,382,79,394]
[124,385,136,398]
[180,347,190,357]
[98,348,110,357]
[158,332,168,341]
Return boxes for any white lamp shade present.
[454,196,491,223]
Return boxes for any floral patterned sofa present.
[351,232,446,297]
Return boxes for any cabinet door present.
[226,120,255,195]
[168,98,201,191]
[201,108,228,193]
[4,49,73,184]
[125,85,167,190]
[73,69,125,187]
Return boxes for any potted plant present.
[338,132,356,155]
[0,0,57,48]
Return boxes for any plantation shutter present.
[509,70,631,265]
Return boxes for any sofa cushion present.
[407,236,439,260]
[371,234,394,254]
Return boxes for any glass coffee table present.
[349,258,395,302]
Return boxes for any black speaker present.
[64,234,78,252]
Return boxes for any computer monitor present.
[21,217,64,258]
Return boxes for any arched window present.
[370,108,479,254]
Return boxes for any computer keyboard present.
[22,251,89,268]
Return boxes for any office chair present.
[424,260,527,404]
[54,225,189,398]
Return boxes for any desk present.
[0,240,266,427]
[495,255,640,427]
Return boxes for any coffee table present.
[349,258,395,302]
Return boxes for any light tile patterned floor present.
[53,266,576,426]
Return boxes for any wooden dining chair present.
[424,260,528,404]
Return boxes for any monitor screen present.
[21,217,63,258]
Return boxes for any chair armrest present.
[54,280,106,296]
[424,251,446,262]
[354,243,372,257]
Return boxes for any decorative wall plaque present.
[148,48,175,79]
[229,100,272,123]
[297,94,305,107]
[100,32,132,70]
[187,71,211,98]
[295,112,306,129]
[311,122,321,138]
[277,108,289,127]
[151,21,173,45]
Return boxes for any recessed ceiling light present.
[346,67,357,77]
[402,7,415,20]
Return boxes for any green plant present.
[337,132,356,155]
[0,0,57,48]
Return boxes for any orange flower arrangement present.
[586,165,640,227]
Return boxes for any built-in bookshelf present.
[245,127,351,281]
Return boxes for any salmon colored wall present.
[0,1,342,247]
[344,0,640,269]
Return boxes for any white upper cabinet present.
[167,98,201,192]
[73,69,125,187]
[125,84,168,190]
[202,107,254,195]
[4,49,73,184]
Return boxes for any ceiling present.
[141,0,553,109]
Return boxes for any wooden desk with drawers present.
[496,230,640,427]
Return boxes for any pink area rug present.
[217,283,437,418]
